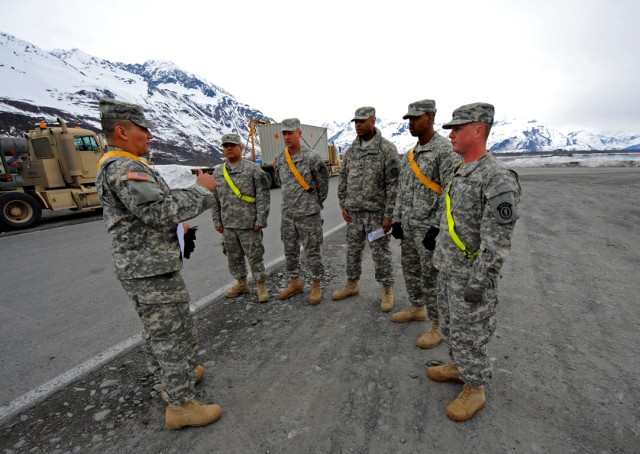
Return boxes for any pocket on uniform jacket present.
[454,296,496,324]
[129,180,163,205]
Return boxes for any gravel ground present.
[1,168,639,453]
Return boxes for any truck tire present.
[0,192,43,230]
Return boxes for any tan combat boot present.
[331,280,360,300]
[256,281,270,303]
[224,277,249,298]
[380,285,394,312]
[445,384,486,422]
[310,280,323,305]
[165,400,222,430]
[416,323,444,349]
[391,305,427,323]
[278,276,304,300]
[426,364,464,384]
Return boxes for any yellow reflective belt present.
[97,150,147,169]
[223,163,256,203]
[409,148,442,195]
[445,184,479,260]
[285,148,315,192]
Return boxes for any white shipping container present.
[257,123,328,163]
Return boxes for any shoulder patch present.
[127,171,151,182]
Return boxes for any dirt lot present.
[1,168,639,453]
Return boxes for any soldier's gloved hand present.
[184,226,198,259]
[391,222,404,240]
[463,284,484,303]
[422,226,440,250]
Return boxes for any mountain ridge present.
[1,31,638,166]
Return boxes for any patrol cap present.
[351,106,376,121]
[221,133,242,145]
[99,98,156,129]
[281,118,301,132]
[442,102,495,129]
[402,99,437,119]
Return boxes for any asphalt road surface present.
[0,178,344,413]
[1,167,639,453]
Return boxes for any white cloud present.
[0,0,637,132]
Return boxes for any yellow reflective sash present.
[223,163,256,203]
[408,148,442,195]
[97,150,147,169]
[445,184,479,260]
[285,148,315,192]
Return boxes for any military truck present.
[0,118,106,230]
[248,121,341,188]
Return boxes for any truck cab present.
[0,118,106,230]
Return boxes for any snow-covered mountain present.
[0,32,271,165]
[1,31,638,165]
[325,117,640,154]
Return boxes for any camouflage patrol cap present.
[221,133,242,145]
[402,99,437,119]
[442,102,495,129]
[281,118,301,132]
[351,106,376,121]
[99,98,156,129]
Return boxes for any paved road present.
[1,166,639,452]
[0,177,344,410]
[2,167,638,417]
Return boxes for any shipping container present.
[257,122,328,163]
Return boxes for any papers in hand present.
[177,223,185,255]
[367,227,391,242]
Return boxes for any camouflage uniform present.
[212,159,270,283]
[393,133,460,321]
[274,144,329,282]
[97,149,214,405]
[433,153,521,388]
[338,127,399,285]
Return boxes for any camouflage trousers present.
[281,212,324,282]
[437,271,498,388]
[400,225,438,321]
[120,271,199,404]
[344,210,393,285]
[223,228,266,283]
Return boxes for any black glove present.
[422,226,440,250]
[463,285,483,303]
[183,226,198,259]
[391,222,404,240]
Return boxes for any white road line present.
[0,222,346,424]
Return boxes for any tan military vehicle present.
[0,118,106,230]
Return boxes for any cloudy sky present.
[0,0,637,132]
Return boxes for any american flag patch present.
[127,171,151,181]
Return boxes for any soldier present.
[212,133,271,303]
[426,103,521,422]
[96,98,223,430]
[274,118,329,305]
[332,106,399,312]
[390,100,461,348]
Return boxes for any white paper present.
[367,227,391,242]
[177,223,185,255]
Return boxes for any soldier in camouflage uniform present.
[212,133,271,303]
[426,103,521,422]
[390,100,461,349]
[333,106,400,312]
[96,99,223,430]
[273,118,329,305]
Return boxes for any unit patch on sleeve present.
[498,202,513,220]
